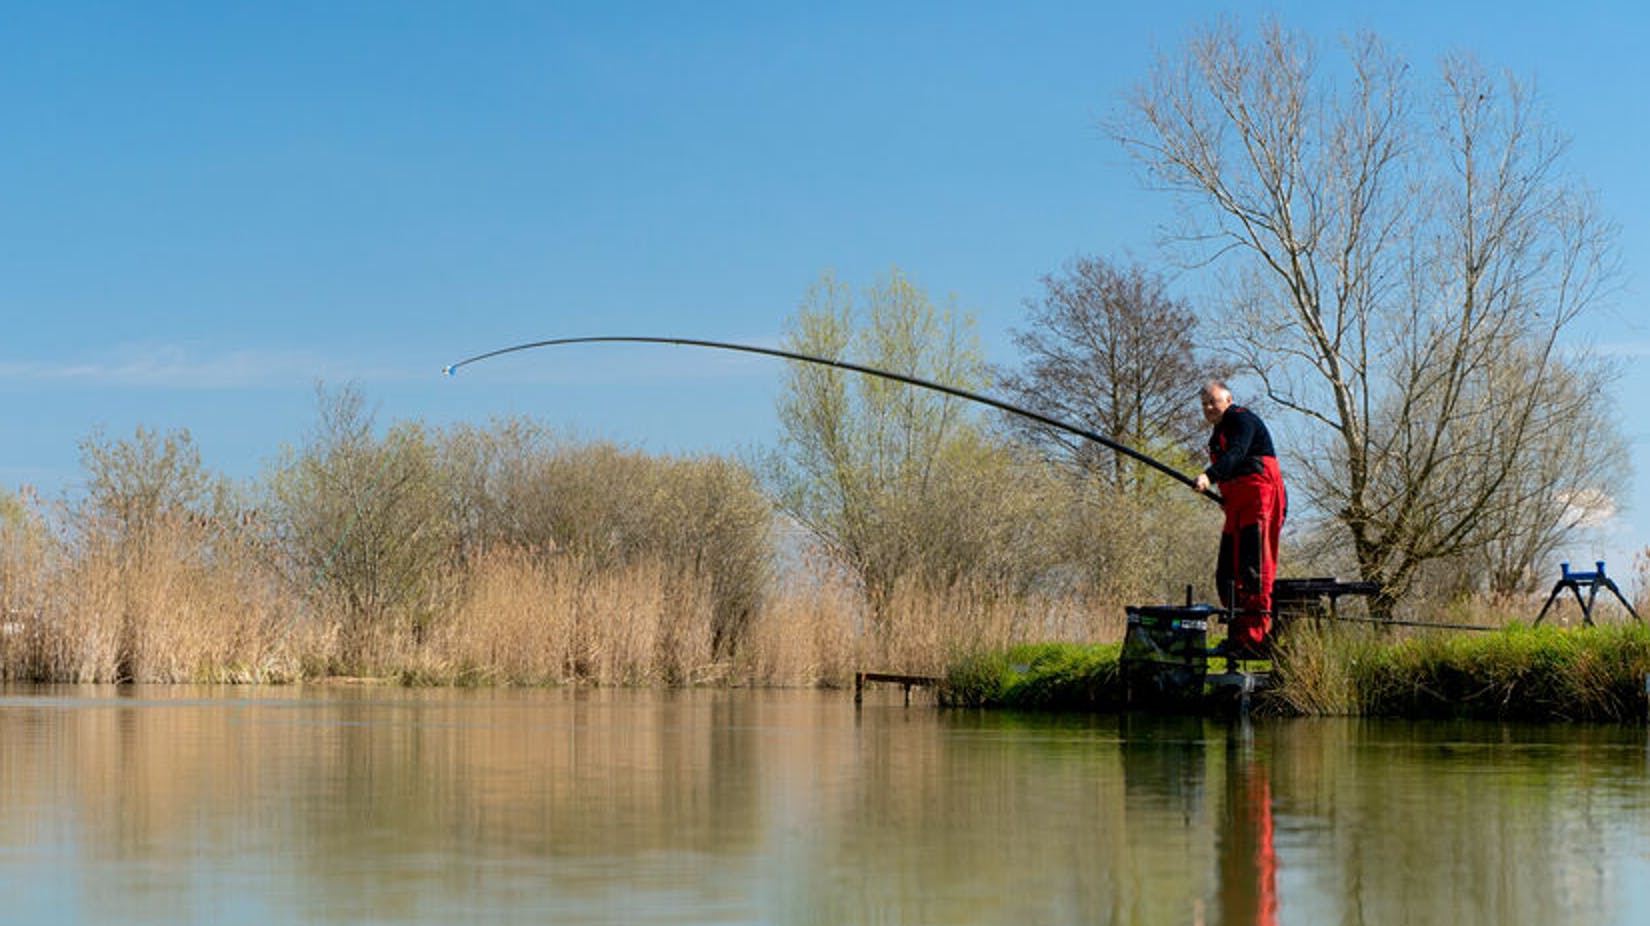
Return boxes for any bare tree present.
[1466,352,1626,600]
[1113,21,1621,606]
[1000,256,1212,490]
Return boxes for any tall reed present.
[739,568,1130,688]
[3,516,304,683]
[1267,622,1384,716]
[394,548,716,687]
[1,506,1131,688]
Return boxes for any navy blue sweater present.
[1205,406,1277,483]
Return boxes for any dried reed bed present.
[1,524,307,684]
[741,571,1130,687]
[0,507,1133,687]
[399,549,717,687]
[404,553,1128,688]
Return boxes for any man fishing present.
[1192,381,1287,657]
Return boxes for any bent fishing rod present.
[444,335,1222,505]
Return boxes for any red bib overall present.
[1216,456,1286,651]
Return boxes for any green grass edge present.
[940,623,1650,723]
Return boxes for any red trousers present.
[1217,457,1286,650]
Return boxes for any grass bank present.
[940,623,1650,723]
[940,643,1126,711]
[1335,622,1650,722]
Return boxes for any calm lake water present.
[1,685,1647,925]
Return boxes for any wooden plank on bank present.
[855,671,940,706]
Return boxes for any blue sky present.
[2,1,1647,587]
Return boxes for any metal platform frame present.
[1533,561,1642,627]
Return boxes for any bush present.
[441,421,773,658]
[265,386,455,671]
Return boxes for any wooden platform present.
[854,671,940,705]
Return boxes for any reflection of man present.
[1218,733,1279,926]
[1192,381,1287,656]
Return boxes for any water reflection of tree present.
[785,710,1228,924]
[3,692,1646,924]
[1267,720,1643,924]
[5,689,773,921]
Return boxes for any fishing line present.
[443,335,1223,505]
[1292,614,1498,632]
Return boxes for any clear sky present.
[2,1,1646,587]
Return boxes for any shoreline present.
[936,623,1650,724]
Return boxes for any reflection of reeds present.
[0,688,1217,924]
[6,689,1632,923]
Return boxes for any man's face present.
[1200,388,1232,426]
